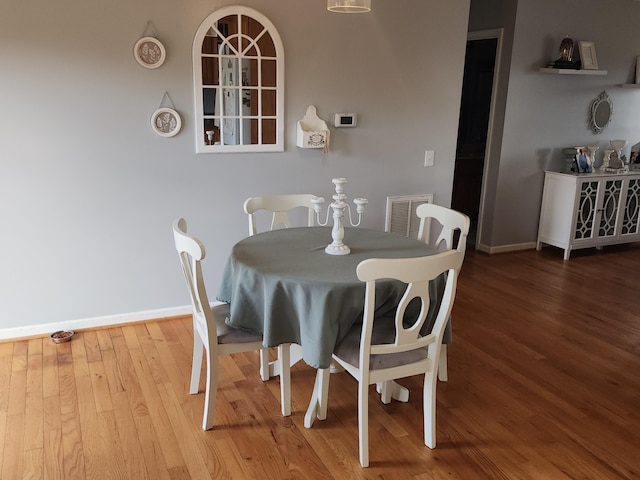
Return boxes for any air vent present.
[385,194,433,238]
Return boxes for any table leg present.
[304,368,330,428]
[376,381,409,403]
[269,343,303,377]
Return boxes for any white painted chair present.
[315,249,463,467]
[243,194,318,380]
[415,203,470,382]
[244,194,317,236]
[172,218,291,429]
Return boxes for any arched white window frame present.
[192,6,285,153]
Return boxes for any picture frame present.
[151,108,181,137]
[635,56,640,84]
[578,41,598,70]
[134,37,166,69]
[575,148,592,173]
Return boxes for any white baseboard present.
[0,305,194,341]
[477,242,537,254]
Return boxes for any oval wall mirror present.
[589,90,612,134]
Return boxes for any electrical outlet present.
[424,150,435,167]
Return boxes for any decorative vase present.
[587,146,599,170]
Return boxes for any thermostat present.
[334,113,357,128]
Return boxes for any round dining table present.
[217,226,449,370]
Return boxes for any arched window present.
[193,6,284,153]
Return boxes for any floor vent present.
[385,194,433,238]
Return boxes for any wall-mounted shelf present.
[620,84,640,88]
[539,68,607,75]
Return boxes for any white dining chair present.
[314,249,464,467]
[243,194,318,380]
[415,203,470,382]
[172,218,291,429]
[244,194,318,236]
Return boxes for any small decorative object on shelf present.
[548,35,581,70]
[629,142,640,168]
[563,147,579,172]
[578,41,599,70]
[575,146,592,173]
[601,149,614,171]
[310,177,368,255]
[587,146,599,170]
[607,139,627,172]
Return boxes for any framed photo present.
[575,148,592,173]
[151,108,181,137]
[134,37,166,69]
[579,41,598,70]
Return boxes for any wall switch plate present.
[424,150,435,167]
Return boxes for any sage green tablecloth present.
[217,226,449,369]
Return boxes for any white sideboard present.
[537,171,640,259]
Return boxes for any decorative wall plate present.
[151,108,181,137]
[134,37,166,69]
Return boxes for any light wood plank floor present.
[2,243,640,479]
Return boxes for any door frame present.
[466,28,503,251]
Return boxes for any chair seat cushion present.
[333,315,429,370]
[212,303,263,344]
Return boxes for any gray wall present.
[488,0,640,246]
[0,0,470,332]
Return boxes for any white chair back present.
[173,218,212,350]
[416,203,470,254]
[244,194,318,235]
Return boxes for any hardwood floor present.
[2,244,640,479]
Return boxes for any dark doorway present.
[452,36,497,248]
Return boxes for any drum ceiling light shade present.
[327,0,371,13]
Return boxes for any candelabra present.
[310,177,368,255]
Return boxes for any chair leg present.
[190,334,204,394]
[358,381,370,467]
[202,345,217,430]
[259,347,270,381]
[437,344,448,382]
[278,344,291,416]
[423,371,437,448]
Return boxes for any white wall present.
[0,0,470,335]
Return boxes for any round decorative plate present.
[151,107,181,137]
[134,37,166,69]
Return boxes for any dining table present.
[216,226,450,423]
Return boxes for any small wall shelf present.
[620,84,640,88]
[539,67,608,75]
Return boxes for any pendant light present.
[327,0,371,13]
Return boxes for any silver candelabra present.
[310,177,367,255]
